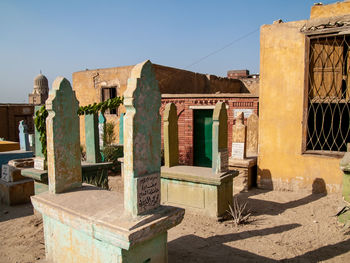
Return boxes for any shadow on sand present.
[169,226,350,263]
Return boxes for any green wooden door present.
[193,109,213,167]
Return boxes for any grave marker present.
[19,120,30,151]
[85,113,101,163]
[119,113,124,145]
[98,112,105,149]
[123,60,161,216]
[163,103,179,168]
[231,112,247,159]
[212,102,228,174]
[46,77,82,193]
[247,113,259,156]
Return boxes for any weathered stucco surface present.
[258,3,349,193]
[73,64,245,146]
[310,1,350,19]
[46,77,82,193]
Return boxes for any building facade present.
[28,74,49,105]
[258,1,350,193]
[73,63,259,166]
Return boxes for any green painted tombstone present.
[119,113,124,145]
[163,103,179,167]
[84,113,101,163]
[19,120,30,151]
[46,77,82,193]
[212,102,228,174]
[123,60,161,216]
[98,112,105,149]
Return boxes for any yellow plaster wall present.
[73,63,245,147]
[258,20,343,193]
[73,66,133,146]
[310,1,350,19]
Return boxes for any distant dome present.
[33,74,49,94]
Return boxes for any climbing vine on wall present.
[34,96,124,159]
[34,105,48,158]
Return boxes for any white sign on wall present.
[233,109,253,118]
[231,142,245,159]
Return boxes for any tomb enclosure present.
[31,61,184,262]
[229,112,257,193]
[161,102,236,219]
[0,122,34,205]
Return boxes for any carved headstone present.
[231,112,246,159]
[19,120,30,151]
[98,112,105,149]
[123,60,161,216]
[46,77,82,194]
[1,164,25,182]
[246,113,259,157]
[119,113,124,145]
[212,102,228,174]
[85,113,101,163]
[163,103,179,168]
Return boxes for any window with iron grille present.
[102,87,117,114]
[306,34,350,153]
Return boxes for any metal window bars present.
[307,34,350,152]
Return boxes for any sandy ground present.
[1,175,350,263]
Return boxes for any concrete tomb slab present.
[19,120,30,151]
[123,60,162,216]
[212,102,228,174]
[231,112,246,160]
[85,113,102,163]
[163,103,179,168]
[0,157,34,205]
[46,77,82,194]
[161,165,236,219]
[246,113,259,157]
[31,62,184,263]
[229,112,257,192]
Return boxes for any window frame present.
[100,86,118,115]
[302,30,350,158]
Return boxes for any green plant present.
[34,96,123,159]
[103,145,123,173]
[82,168,109,190]
[80,145,86,161]
[103,122,116,146]
[77,97,123,116]
[226,197,251,226]
[34,105,48,159]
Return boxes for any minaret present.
[29,73,49,105]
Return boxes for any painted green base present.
[342,172,350,203]
[338,210,350,224]
[43,215,167,263]
[35,181,49,195]
[161,165,236,218]
[31,186,184,263]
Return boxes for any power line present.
[184,27,260,70]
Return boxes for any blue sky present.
[0,0,336,103]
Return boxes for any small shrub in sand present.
[226,197,251,226]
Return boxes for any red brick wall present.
[160,96,258,165]
[0,104,34,142]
